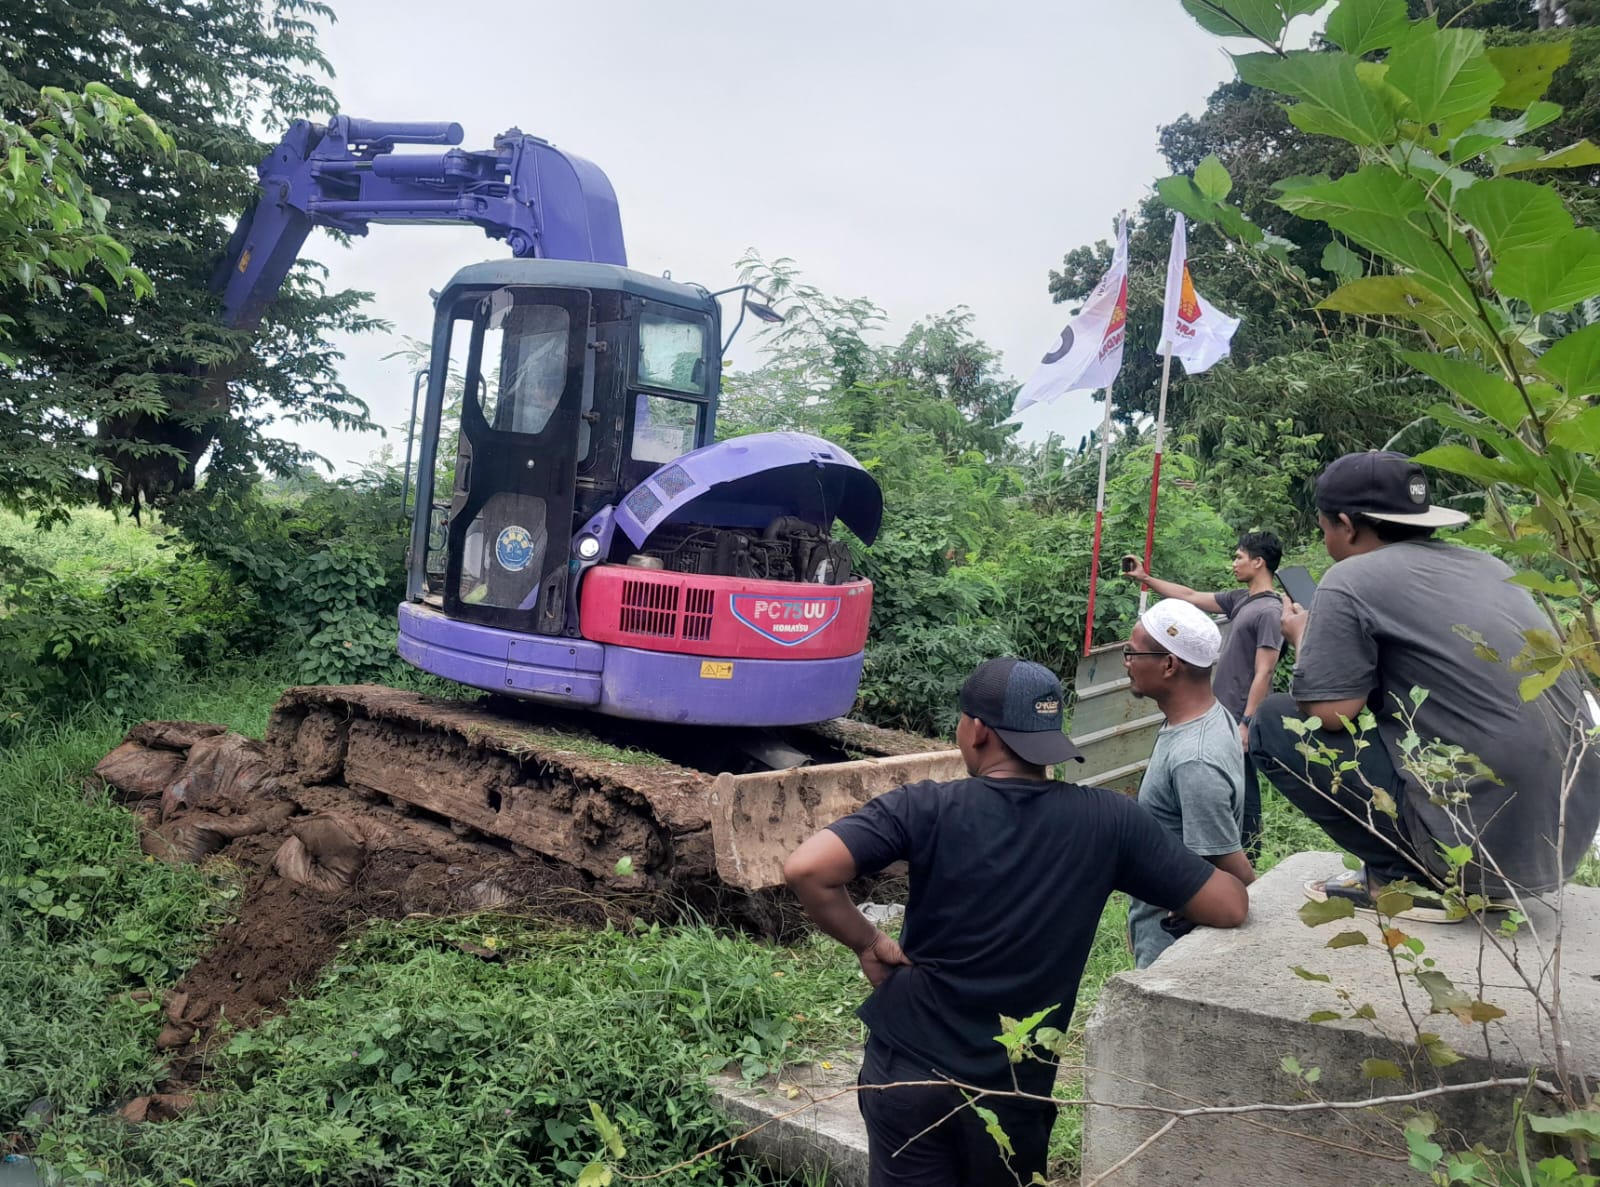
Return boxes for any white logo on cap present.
[1408,476,1427,504]
[1034,698,1059,715]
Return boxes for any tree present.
[0,68,171,532]
[0,0,381,518]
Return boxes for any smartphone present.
[1277,565,1317,608]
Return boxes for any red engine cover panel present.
[579,565,873,659]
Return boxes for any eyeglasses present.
[1122,647,1169,661]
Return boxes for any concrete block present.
[1083,852,1600,1187]
[709,1050,869,1187]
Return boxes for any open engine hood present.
[615,431,883,549]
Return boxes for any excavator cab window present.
[638,307,708,395]
[477,294,569,436]
[619,300,713,488]
[630,393,701,464]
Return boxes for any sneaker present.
[1303,867,1468,925]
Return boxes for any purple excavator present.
[124,117,965,895]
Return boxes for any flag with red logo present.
[1014,217,1130,412]
[1160,213,1239,374]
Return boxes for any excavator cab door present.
[441,286,590,635]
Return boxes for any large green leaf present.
[1277,169,1479,320]
[1213,201,1266,245]
[1535,322,1600,398]
[1384,27,1502,133]
[1324,0,1410,57]
[1485,42,1572,110]
[1318,276,1476,343]
[1389,145,1477,194]
[1415,443,1532,487]
[1402,350,1528,431]
[1299,896,1356,926]
[1237,51,1400,147]
[1549,406,1600,454]
[1156,174,1217,225]
[1495,228,1600,316]
[1194,154,1233,202]
[1498,139,1600,176]
[1320,240,1364,283]
[1526,1110,1600,1142]
[1427,402,1527,452]
[1318,275,1440,316]
[1274,166,1426,222]
[1449,102,1563,165]
[1454,178,1574,259]
[1180,0,1326,44]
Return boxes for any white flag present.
[1014,218,1130,413]
[1160,213,1240,374]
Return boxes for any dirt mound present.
[93,722,645,1065]
[91,696,934,1067]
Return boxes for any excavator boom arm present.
[216,115,627,329]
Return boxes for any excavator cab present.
[412,261,718,638]
[206,113,879,728]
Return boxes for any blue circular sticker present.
[495,525,536,572]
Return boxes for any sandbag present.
[141,818,229,865]
[127,721,226,751]
[176,732,274,803]
[272,812,390,892]
[94,743,184,800]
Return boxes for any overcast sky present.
[276,0,1281,472]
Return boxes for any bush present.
[165,466,411,685]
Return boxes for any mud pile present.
[93,720,625,1058]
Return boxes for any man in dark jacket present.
[784,657,1250,1187]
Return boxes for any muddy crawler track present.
[267,685,723,887]
[91,687,955,1057]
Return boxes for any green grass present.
[0,508,173,586]
[33,915,870,1186]
[0,662,299,1132]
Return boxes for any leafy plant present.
[1164,0,1600,695]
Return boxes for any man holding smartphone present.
[1122,531,1287,858]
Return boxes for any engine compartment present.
[637,517,854,585]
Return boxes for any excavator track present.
[100,684,961,899]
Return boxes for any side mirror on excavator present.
[709,283,785,355]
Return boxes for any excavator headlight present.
[575,535,601,561]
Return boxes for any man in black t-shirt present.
[784,658,1250,1187]
[1122,531,1287,858]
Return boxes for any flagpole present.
[1138,346,1175,616]
[1082,378,1118,657]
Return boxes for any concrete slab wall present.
[709,1051,870,1187]
[1083,852,1600,1187]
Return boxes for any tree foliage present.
[0,0,382,520]
[1045,0,1600,519]
[1168,0,1600,697]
